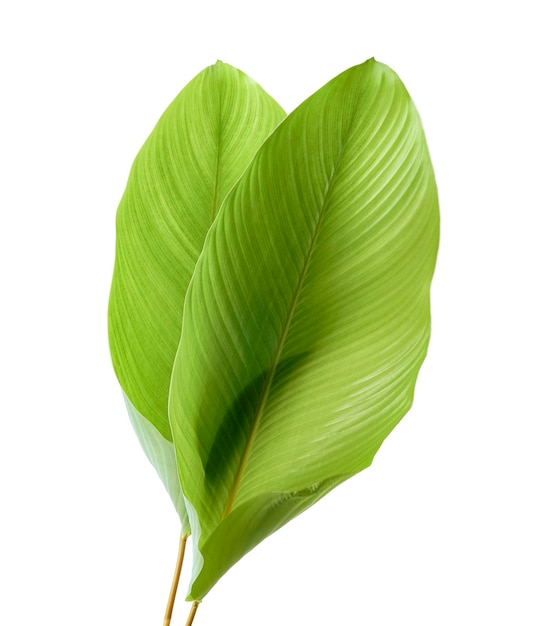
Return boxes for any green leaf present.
[169,58,439,599]
[123,392,191,534]
[109,61,285,441]
[108,62,285,524]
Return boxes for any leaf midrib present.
[221,154,346,519]
[211,87,223,222]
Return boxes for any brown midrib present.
[221,158,345,520]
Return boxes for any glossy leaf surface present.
[108,61,285,441]
[108,62,285,526]
[169,59,439,599]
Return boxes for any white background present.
[1,1,545,624]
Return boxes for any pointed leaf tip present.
[108,64,285,440]
[170,59,439,598]
[108,64,285,526]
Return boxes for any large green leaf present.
[108,62,285,524]
[169,58,439,599]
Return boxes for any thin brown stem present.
[185,601,200,626]
[163,532,189,626]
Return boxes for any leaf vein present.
[221,148,347,519]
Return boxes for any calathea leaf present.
[108,62,285,527]
[169,58,439,598]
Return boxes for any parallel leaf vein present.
[221,149,347,519]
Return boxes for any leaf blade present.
[108,61,286,441]
[123,393,191,533]
[170,58,439,598]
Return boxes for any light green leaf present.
[109,61,285,440]
[123,392,191,534]
[107,62,285,524]
[169,58,439,599]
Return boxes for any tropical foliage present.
[108,58,439,614]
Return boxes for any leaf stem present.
[163,532,189,626]
[185,601,200,626]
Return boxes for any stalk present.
[163,532,189,626]
[185,601,200,626]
